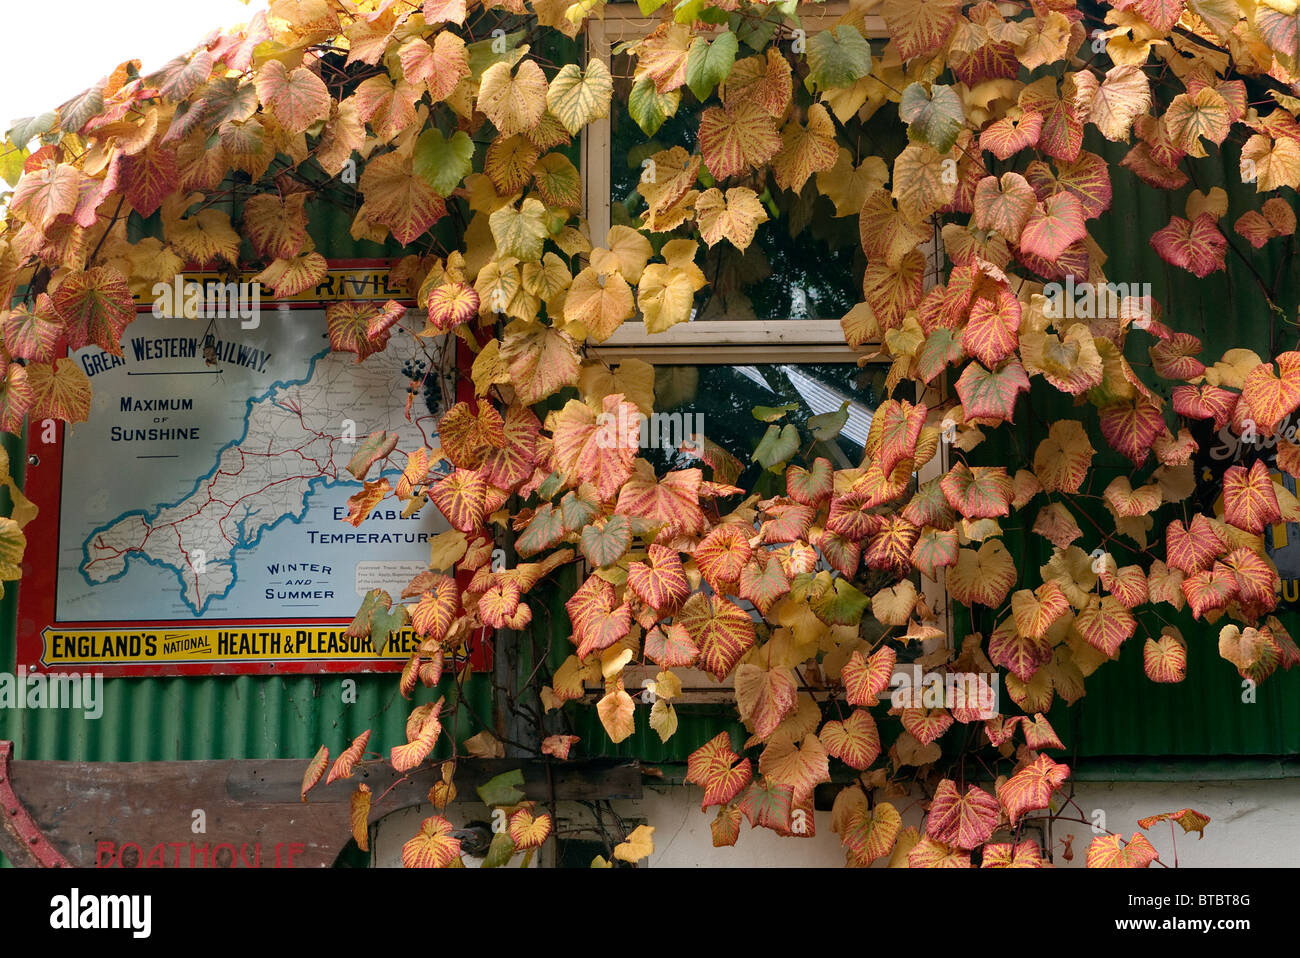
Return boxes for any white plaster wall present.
[1053,781,1300,868]
[610,786,859,867]
[371,780,1300,867]
[371,804,541,868]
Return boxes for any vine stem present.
[86,195,126,265]
[373,772,412,807]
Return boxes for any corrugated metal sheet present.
[0,641,489,764]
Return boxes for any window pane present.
[644,362,892,490]
[607,51,902,321]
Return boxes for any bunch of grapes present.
[399,356,440,416]
[399,357,427,381]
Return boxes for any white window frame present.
[582,2,901,356]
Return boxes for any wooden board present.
[0,743,640,868]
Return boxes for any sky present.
[2,0,268,136]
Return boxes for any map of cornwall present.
[80,342,435,616]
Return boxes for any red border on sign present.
[15,259,491,676]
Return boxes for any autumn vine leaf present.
[1085,832,1159,869]
[997,754,1070,826]
[326,730,372,785]
[685,732,752,810]
[402,816,462,868]
[300,745,328,803]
